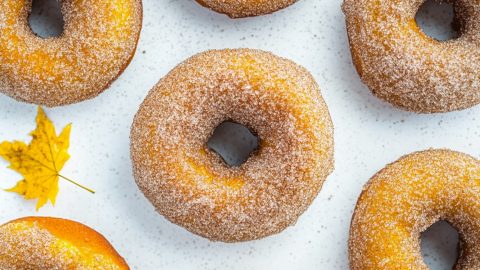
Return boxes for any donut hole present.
[415,0,459,41]
[421,221,459,269]
[207,121,259,167]
[28,0,64,38]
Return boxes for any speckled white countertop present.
[0,0,469,269]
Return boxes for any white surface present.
[0,0,469,269]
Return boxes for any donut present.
[130,49,334,242]
[0,0,142,107]
[0,217,129,269]
[342,0,480,113]
[196,0,297,18]
[349,149,480,269]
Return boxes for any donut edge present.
[194,0,299,18]
[348,149,478,269]
[1,216,130,269]
[2,0,144,107]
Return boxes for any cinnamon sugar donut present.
[0,0,142,107]
[350,149,480,269]
[343,0,480,113]
[130,49,334,242]
[196,0,297,18]
[0,217,129,269]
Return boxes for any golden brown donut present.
[131,48,334,242]
[196,0,298,18]
[343,0,480,113]
[0,0,142,107]
[350,149,480,269]
[0,217,129,269]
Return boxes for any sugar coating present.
[343,0,480,113]
[0,217,129,269]
[0,0,142,107]
[130,49,334,242]
[196,0,297,18]
[349,149,480,269]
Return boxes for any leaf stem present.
[59,175,95,194]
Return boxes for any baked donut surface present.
[0,0,142,107]
[131,49,334,242]
[0,217,129,269]
[196,0,297,18]
[343,0,480,113]
[350,149,480,269]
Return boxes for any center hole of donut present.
[207,121,259,167]
[28,0,64,38]
[420,221,459,269]
[415,0,458,41]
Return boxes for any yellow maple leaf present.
[0,107,94,210]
